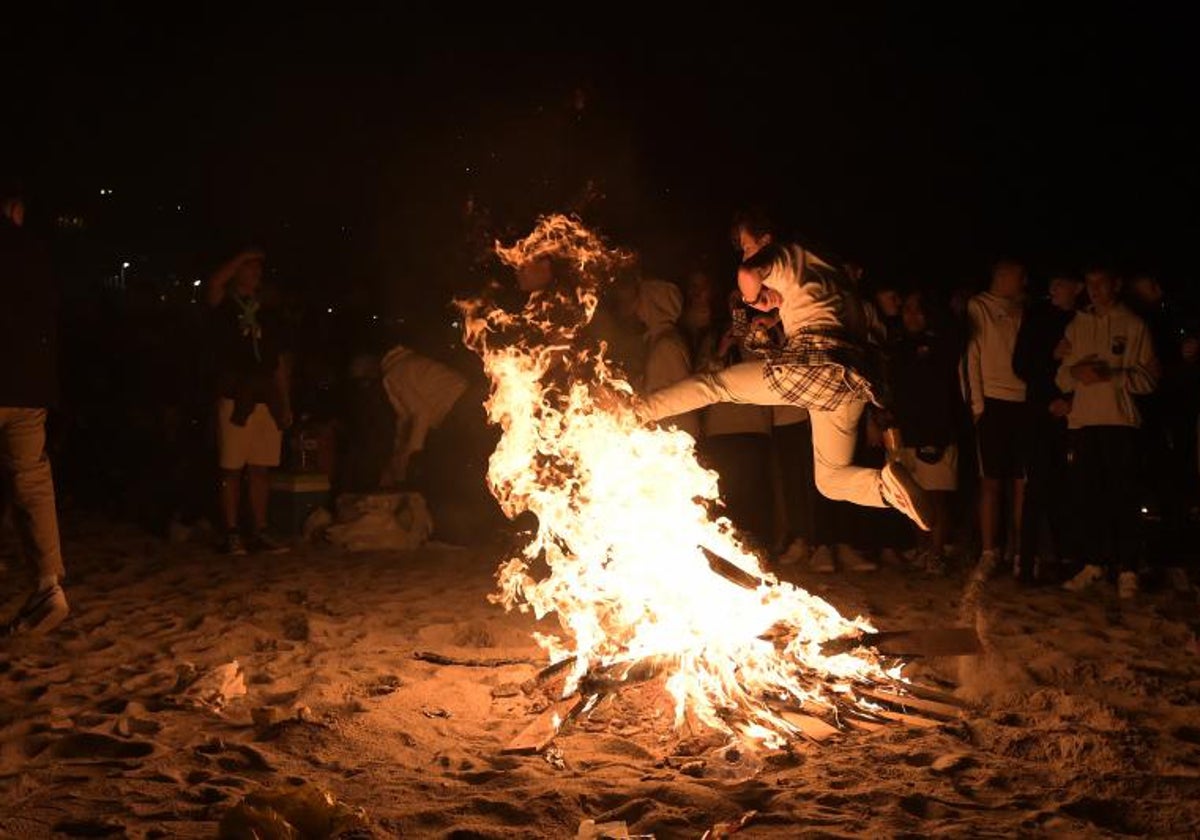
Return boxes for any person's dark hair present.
[729,206,776,248]
[740,240,784,273]
[1081,263,1119,280]
[991,257,1025,275]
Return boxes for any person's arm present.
[205,249,263,307]
[1055,320,1080,394]
[1120,320,1159,395]
[964,299,986,418]
[274,353,294,429]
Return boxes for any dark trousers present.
[1068,426,1141,573]
[699,433,773,549]
[773,421,816,545]
[1019,411,1071,574]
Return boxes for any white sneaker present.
[809,545,836,573]
[1117,571,1138,600]
[880,461,934,531]
[777,537,810,567]
[837,543,878,572]
[1063,564,1104,593]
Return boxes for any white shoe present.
[777,537,810,567]
[837,543,878,572]
[1063,564,1104,592]
[880,461,934,531]
[1117,571,1138,600]
[809,545,836,573]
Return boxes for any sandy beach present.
[2,515,1199,838]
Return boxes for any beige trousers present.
[0,408,65,580]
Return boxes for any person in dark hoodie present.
[0,185,69,636]
[1012,273,1084,583]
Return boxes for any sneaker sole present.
[882,462,935,531]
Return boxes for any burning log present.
[819,627,982,658]
[413,651,537,668]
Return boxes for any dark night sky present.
[7,6,1197,308]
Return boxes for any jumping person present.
[639,213,932,530]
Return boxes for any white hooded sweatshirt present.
[1055,303,1157,429]
[965,291,1027,416]
[635,280,700,438]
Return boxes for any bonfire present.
[458,216,956,750]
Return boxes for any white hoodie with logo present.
[964,291,1027,416]
[1055,303,1157,429]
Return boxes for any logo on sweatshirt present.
[1111,335,1127,356]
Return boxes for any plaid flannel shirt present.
[762,329,882,412]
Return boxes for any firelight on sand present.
[459,216,902,747]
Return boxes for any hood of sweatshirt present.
[635,280,683,339]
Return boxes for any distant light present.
[450,320,460,329]
[176,204,183,211]
[327,307,334,314]
[122,261,131,269]
[1141,507,1149,514]
[193,279,202,287]
[372,315,378,321]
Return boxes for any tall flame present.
[460,216,900,746]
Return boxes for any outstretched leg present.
[642,361,789,421]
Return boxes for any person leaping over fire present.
[638,210,934,531]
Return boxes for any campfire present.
[457,216,967,752]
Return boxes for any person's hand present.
[1182,336,1198,363]
[749,287,783,312]
[1048,397,1072,418]
[750,314,779,333]
[1053,338,1073,360]
[1071,357,1109,385]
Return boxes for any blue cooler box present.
[268,471,331,536]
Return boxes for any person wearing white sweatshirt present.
[1056,268,1158,598]
[965,260,1028,573]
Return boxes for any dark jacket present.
[1013,302,1075,409]
[890,328,962,447]
[0,218,58,407]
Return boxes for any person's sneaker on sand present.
[880,461,934,531]
[809,544,835,573]
[777,537,810,567]
[1063,563,1104,592]
[5,581,69,637]
[219,532,248,556]
[247,531,290,555]
[836,543,878,572]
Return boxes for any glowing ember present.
[459,215,902,747]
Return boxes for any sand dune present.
[2,515,1199,838]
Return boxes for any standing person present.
[891,289,965,572]
[1,187,69,636]
[1012,273,1084,582]
[685,270,775,553]
[964,259,1029,574]
[205,249,293,556]
[1057,268,1158,598]
[640,212,932,531]
[633,279,699,438]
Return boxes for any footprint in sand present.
[50,732,155,760]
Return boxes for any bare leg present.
[247,466,271,532]
[979,477,1000,553]
[220,469,242,532]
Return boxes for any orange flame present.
[460,216,900,746]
